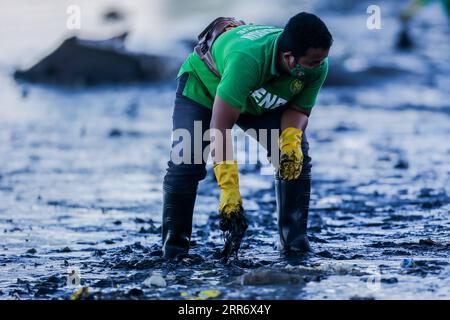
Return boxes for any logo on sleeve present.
[290,79,304,94]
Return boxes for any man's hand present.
[213,160,243,218]
[278,127,304,180]
[213,160,247,262]
[278,106,309,180]
[210,96,247,262]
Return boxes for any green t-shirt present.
[177,25,328,116]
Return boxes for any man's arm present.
[210,52,257,222]
[210,96,241,163]
[209,53,258,261]
[210,94,243,219]
[281,104,310,132]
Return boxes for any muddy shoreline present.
[1,0,449,300]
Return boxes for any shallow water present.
[0,0,449,300]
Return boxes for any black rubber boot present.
[275,172,312,254]
[161,187,196,259]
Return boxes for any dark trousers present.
[163,73,312,193]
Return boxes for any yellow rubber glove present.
[213,160,243,218]
[278,127,303,180]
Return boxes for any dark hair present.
[278,12,333,58]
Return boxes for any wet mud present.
[0,0,449,300]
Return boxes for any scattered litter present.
[70,287,90,300]
[180,290,222,300]
[143,272,166,288]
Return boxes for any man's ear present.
[282,51,295,68]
